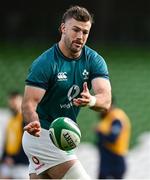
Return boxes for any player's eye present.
[73,28,80,32]
[83,31,89,35]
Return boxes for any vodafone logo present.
[32,156,45,170]
[32,156,40,164]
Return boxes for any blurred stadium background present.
[0,0,150,178]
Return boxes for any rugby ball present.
[49,117,81,151]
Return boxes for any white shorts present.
[22,128,77,175]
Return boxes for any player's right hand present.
[73,82,91,107]
[24,121,41,137]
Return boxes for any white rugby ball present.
[49,117,81,151]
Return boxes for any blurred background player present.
[0,91,29,179]
[95,97,131,179]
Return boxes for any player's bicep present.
[90,77,111,111]
[23,85,46,105]
[92,77,111,95]
[92,77,111,105]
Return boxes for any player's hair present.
[61,5,94,24]
[58,5,94,34]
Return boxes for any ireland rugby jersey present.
[26,43,109,129]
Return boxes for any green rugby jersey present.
[26,43,109,129]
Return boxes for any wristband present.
[87,96,96,107]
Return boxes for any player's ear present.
[60,23,65,34]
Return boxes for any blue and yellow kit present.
[96,108,131,156]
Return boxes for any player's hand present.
[73,82,91,107]
[24,121,41,137]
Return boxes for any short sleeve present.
[90,53,109,80]
[25,52,51,90]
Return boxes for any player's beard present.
[64,37,84,55]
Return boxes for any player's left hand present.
[24,121,41,137]
[73,82,91,107]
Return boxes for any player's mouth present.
[73,41,83,47]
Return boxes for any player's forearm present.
[89,93,111,112]
[22,101,39,124]
[91,78,112,112]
